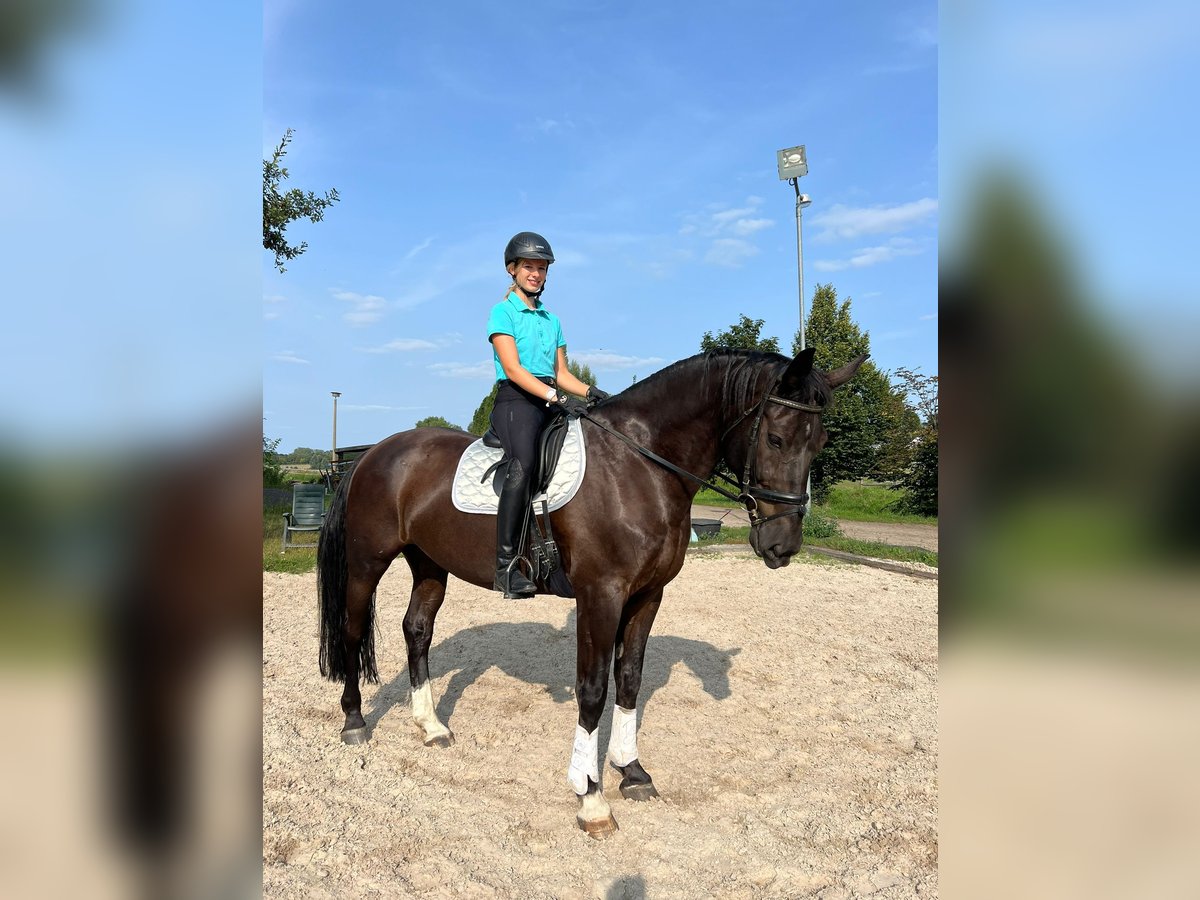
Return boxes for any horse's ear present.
[779,347,816,393]
[826,353,869,389]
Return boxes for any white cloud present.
[361,338,439,354]
[731,217,774,236]
[332,289,388,325]
[920,313,938,321]
[812,198,937,239]
[402,236,435,262]
[680,196,775,268]
[813,237,928,272]
[705,238,760,268]
[428,361,494,379]
[270,351,309,365]
[264,293,285,320]
[569,350,666,372]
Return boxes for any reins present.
[577,371,826,530]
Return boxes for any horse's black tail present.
[317,467,378,683]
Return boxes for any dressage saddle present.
[480,411,575,598]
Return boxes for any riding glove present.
[555,394,589,418]
[585,386,610,405]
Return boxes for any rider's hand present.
[555,394,589,418]
[585,386,610,406]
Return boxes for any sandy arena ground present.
[263,549,937,899]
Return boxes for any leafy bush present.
[803,508,843,539]
[263,435,286,487]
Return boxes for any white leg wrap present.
[411,682,450,739]
[567,725,599,795]
[607,705,639,767]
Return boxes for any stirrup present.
[494,559,536,599]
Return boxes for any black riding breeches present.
[490,377,553,478]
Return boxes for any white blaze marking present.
[411,682,450,740]
[607,704,639,766]
[567,725,599,795]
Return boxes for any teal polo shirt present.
[487,292,566,381]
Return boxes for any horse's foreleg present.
[609,587,663,800]
[403,551,453,748]
[570,596,623,837]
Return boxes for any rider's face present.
[511,258,549,295]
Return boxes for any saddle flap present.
[534,412,571,495]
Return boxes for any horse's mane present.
[601,348,830,414]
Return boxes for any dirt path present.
[691,505,938,552]
[264,550,937,899]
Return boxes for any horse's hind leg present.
[402,549,454,748]
[609,587,663,800]
[339,567,388,745]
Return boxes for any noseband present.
[720,382,824,529]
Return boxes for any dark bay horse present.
[317,347,865,836]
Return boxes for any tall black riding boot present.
[494,460,538,599]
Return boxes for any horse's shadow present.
[365,608,740,734]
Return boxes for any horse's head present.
[728,348,867,569]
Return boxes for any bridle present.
[715,374,824,528]
[577,369,825,532]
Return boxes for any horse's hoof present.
[423,731,455,749]
[576,814,619,839]
[619,780,658,801]
[341,726,369,745]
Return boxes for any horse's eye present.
[767,433,783,449]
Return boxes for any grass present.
[693,523,937,568]
[264,502,321,574]
[821,481,935,525]
[695,480,935,526]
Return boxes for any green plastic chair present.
[281,483,327,552]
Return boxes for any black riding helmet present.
[504,231,555,268]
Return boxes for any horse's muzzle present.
[749,529,796,569]
[761,546,794,569]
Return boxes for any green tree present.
[566,356,597,388]
[792,283,908,501]
[468,383,499,436]
[895,427,938,516]
[263,129,340,273]
[701,314,781,353]
[889,367,938,515]
[415,415,462,430]
[263,433,284,487]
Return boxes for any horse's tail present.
[317,466,377,683]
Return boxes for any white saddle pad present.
[451,418,587,515]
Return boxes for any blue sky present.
[1,0,261,451]
[264,1,938,452]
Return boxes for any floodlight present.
[776,145,808,180]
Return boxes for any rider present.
[487,231,610,598]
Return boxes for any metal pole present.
[331,392,340,466]
[795,182,806,352]
[793,182,812,514]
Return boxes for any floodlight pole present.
[791,179,812,352]
[791,180,814,515]
[331,391,341,466]
[777,144,813,516]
